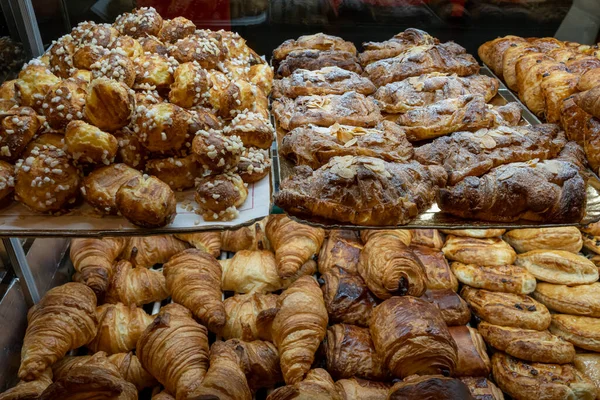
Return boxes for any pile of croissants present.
[3,218,600,399]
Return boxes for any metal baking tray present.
[271,65,600,229]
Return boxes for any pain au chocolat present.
[503,227,583,254]
[515,250,599,285]
[442,236,516,266]
[451,262,537,294]
[387,375,474,400]
[533,282,600,317]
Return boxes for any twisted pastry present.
[121,235,189,268]
[136,304,210,399]
[174,232,221,257]
[358,234,427,299]
[0,368,52,400]
[19,282,98,381]
[272,276,328,384]
[163,248,226,333]
[187,341,252,400]
[266,215,325,278]
[70,237,125,297]
[225,339,282,392]
[88,303,154,354]
[104,260,169,306]
[221,293,279,341]
[266,368,341,400]
[108,352,158,391]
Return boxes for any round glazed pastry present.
[114,128,147,170]
[145,154,200,191]
[192,129,244,173]
[168,61,211,108]
[515,250,599,285]
[0,160,14,204]
[387,375,473,400]
[249,63,274,95]
[14,60,61,112]
[42,78,87,130]
[491,352,596,400]
[109,35,144,59]
[76,23,119,47]
[134,89,163,107]
[169,35,224,68]
[133,53,178,90]
[113,7,163,38]
[82,163,142,214]
[194,172,248,221]
[84,77,135,132]
[550,314,600,352]
[91,51,136,87]
[442,235,517,266]
[72,44,109,70]
[64,120,119,164]
[48,35,76,78]
[223,111,274,149]
[460,286,551,330]
[478,321,575,364]
[138,35,169,56]
[450,262,537,294]
[237,147,271,184]
[219,80,269,119]
[533,282,600,317]
[115,174,176,228]
[369,296,457,378]
[157,17,196,43]
[504,227,583,253]
[14,145,80,213]
[0,106,41,162]
[440,229,506,238]
[134,102,189,154]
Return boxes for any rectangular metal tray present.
[271,65,600,229]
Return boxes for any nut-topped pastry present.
[84,77,134,132]
[169,34,224,68]
[195,172,248,221]
[114,7,163,38]
[237,147,271,184]
[42,78,87,130]
[48,35,76,78]
[272,33,358,64]
[76,22,119,48]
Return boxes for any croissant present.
[121,235,189,268]
[0,368,52,400]
[163,248,226,333]
[225,339,282,392]
[325,324,389,381]
[186,341,252,400]
[221,293,279,341]
[318,230,362,275]
[574,85,600,120]
[70,237,125,297]
[174,232,221,257]
[136,305,210,399]
[272,276,328,384]
[19,282,98,381]
[360,229,411,247]
[104,260,168,306]
[540,70,579,123]
[266,215,325,279]
[411,245,458,291]
[88,303,154,354]
[266,369,341,400]
[321,266,377,327]
[358,234,427,299]
[335,378,390,400]
[409,229,444,249]
[108,352,158,391]
[221,218,270,252]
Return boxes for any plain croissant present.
[121,235,189,268]
[225,339,282,392]
[266,368,341,400]
[0,368,52,400]
[104,260,169,306]
[221,293,279,341]
[70,237,125,297]
[88,303,154,354]
[266,215,325,278]
[221,217,270,252]
[163,248,226,333]
[174,232,221,257]
[272,276,328,384]
[108,352,158,391]
[19,282,98,381]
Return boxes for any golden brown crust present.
[421,288,471,326]
[0,368,52,400]
[219,250,280,293]
[360,229,411,246]
[458,376,505,400]
[440,228,506,238]
[169,34,225,69]
[168,61,210,108]
[75,22,119,47]
[272,33,357,62]
[237,147,271,184]
[218,79,268,119]
[410,229,444,249]
[411,245,458,291]
[267,368,341,400]
[107,352,157,391]
[318,230,362,275]
[104,260,168,306]
[194,172,248,221]
[550,314,600,352]
[157,17,196,44]
[133,53,178,90]
[0,106,41,162]
[220,217,269,252]
[442,235,516,266]
[448,326,491,377]
[370,296,457,378]
[134,102,189,154]
[515,250,598,285]
[478,35,527,77]
[65,120,118,165]
[275,50,362,78]
[451,262,537,294]
[461,286,551,330]
[478,321,575,364]
[504,227,583,253]
[41,78,87,130]
[70,237,125,297]
[115,174,177,228]
[335,378,390,400]
[249,63,274,95]
[109,35,144,59]
[88,303,153,354]
[388,375,473,400]
[145,154,200,191]
[47,35,76,79]
[221,293,278,341]
[73,44,109,70]
[533,282,600,317]
[359,28,439,66]
[15,62,60,113]
[225,339,282,392]
[114,127,148,170]
[121,235,188,268]
[91,51,136,88]
[82,164,142,214]
[192,128,244,173]
[223,110,274,150]
[573,353,600,399]
[541,70,580,123]
[84,77,134,132]
[0,160,14,204]
[174,232,221,257]
[114,7,163,38]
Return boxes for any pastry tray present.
[271,65,600,230]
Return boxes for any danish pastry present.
[451,262,537,294]
[84,77,134,132]
[195,172,248,221]
[82,163,141,214]
[410,245,458,291]
[145,154,200,191]
[442,235,517,266]
[64,120,118,165]
[410,229,444,249]
[550,314,600,352]
[318,229,362,275]
[533,282,600,317]
[515,250,599,285]
[504,227,583,254]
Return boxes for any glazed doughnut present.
[91,50,136,87]
[145,154,200,191]
[0,106,41,162]
[114,7,163,38]
[73,44,109,70]
[223,110,274,149]
[48,35,76,78]
[82,163,142,214]
[157,17,196,44]
[42,78,87,130]
[114,128,147,170]
[219,79,268,118]
[168,61,210,108]
[237,147,271,184]
[134,102,190,154]
[138,35,169,56]
[109,35,144,59]
[194,172,248,221]
[64,120,119,165]
[133,53,178,90]
[14,60,61,112]
[169,34,224,69]
[0,160,14,204]
[84,77,135,132]
[116,174,177,228]
[191,128,244,173]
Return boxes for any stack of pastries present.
[0,7,274,227]
[273,30,589,225]
[479,36,600,175]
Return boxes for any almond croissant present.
[221,293,279,341]
[174,232,221,257]
[19,282,98,381]
[186,341,252,400]
[88,303,154,354]
[221,218,270,252]
[266,368,341,400]
[266,215,325,279]
[225,339,282,392]
[108,352,158,391]
[104,260,169,306]
[0,368,52,400]
[70,237,125,297]
[163,248,226,333]
[136,304,210,399]
[273,276,328,384]
[122,235,189,268]
[358,234,427,299]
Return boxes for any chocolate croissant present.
[448,326,491,377]
[272,276,328,384]
[221,293,279,341]
[387,375,474,400]
[19,283,98,381]
[225,339,282,392]
[104,260,169,306]
[163,248,226,333]
[410,245,458,291]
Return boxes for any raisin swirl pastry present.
[195,172,248,221]
[91,51,137,88]
[192,128,244,173]
[157,17,196,43]
[84,77,135,132]
[42,78,87,130]
[114,7,163,38]
[82,163,142,214]
[133,53,178,90]
[116,174,177,228]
